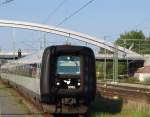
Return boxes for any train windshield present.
[56,56,80,75]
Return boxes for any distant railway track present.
[97,82,150,104]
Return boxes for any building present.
[134,66,150,81]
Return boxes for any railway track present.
[97,82,150,103]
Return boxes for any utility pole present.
[40,39,43,50]
[12,28,16,59]
[85,42,87,46]
[65,33,70,45]
[123,40,126,79]
[103,36,107,81]
[43,33,46,48]
[125,39,129,77]
[113,44,118,82]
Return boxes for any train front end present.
[40,45,96,113]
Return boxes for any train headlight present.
[57,82,60,85]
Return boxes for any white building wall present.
[139,73,150,81]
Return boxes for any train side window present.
[36,63,41,78]
[30,63,37,78]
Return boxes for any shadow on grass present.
[91,91,123,114]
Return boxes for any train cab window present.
[56,56,80,75]
[56,55,81,89]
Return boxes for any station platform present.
[0,81,43,117]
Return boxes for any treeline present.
[115,30,150,54]
[99,30,150,54]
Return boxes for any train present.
[0,45,96,114]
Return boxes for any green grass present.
[143,77,150,83]
[119,77,139,83]
[8,88,30,112]
[91,93,150,117]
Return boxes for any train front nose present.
[40,45,96,105]
[55,55,81,98]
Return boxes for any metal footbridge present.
[0,19,143,60]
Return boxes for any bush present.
[120,77,139,83]
[143,77,150,83]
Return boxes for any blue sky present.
[0,0,150,51]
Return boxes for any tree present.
[115,30,146,54]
